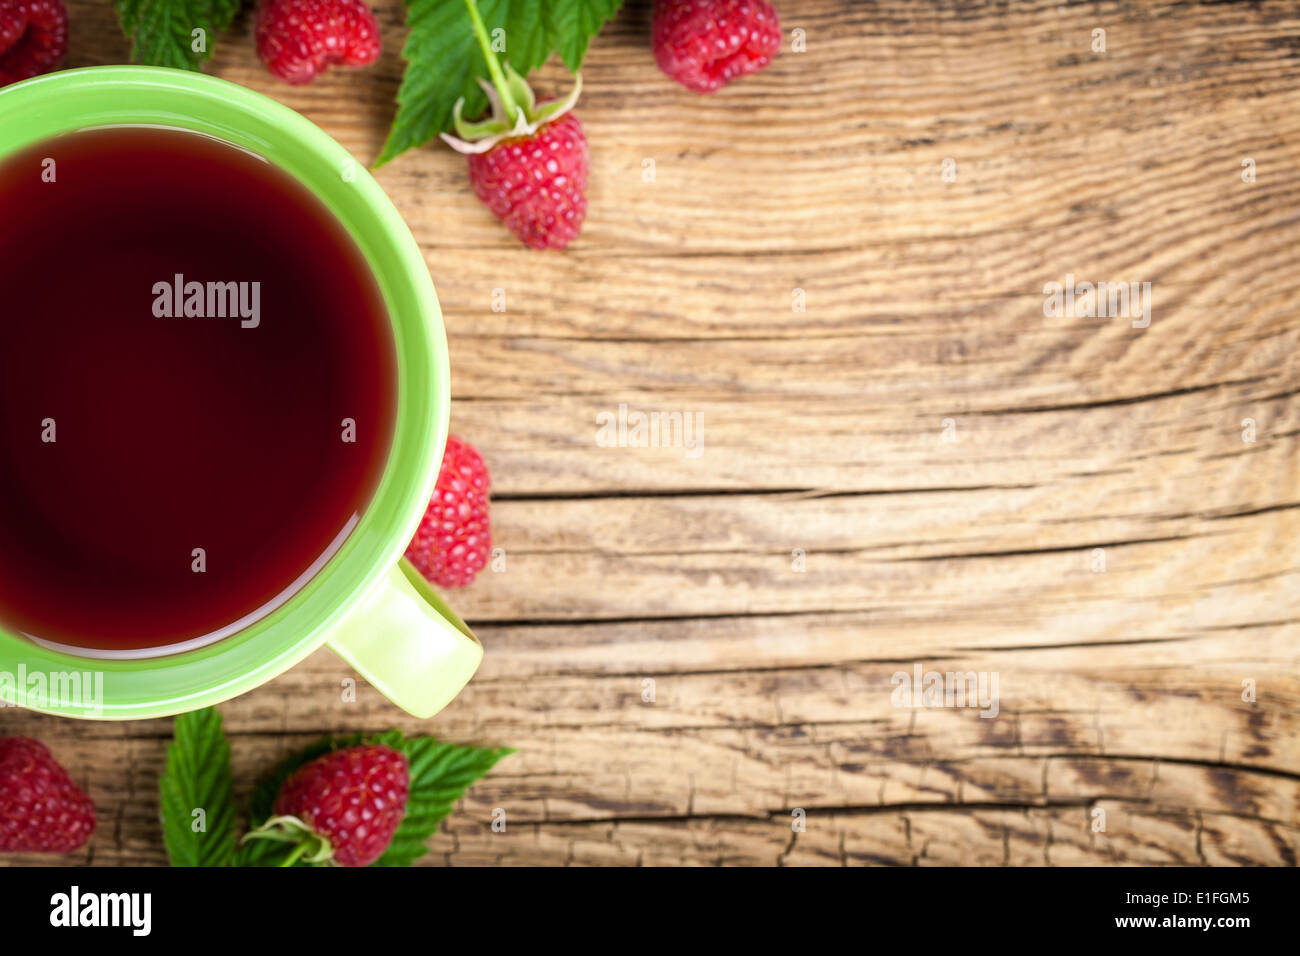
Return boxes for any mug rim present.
[0,66,448,719]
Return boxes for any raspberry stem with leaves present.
[241,814,336,867]
[464,0,520,125]
[440,5,583,156]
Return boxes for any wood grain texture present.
[2,0,1299,866]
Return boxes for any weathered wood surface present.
[2,0,1299,865]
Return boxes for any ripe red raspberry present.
[466,113,589,250]
[0,0,68,88]
[406,435,492,588]
[0,737,95,853]
[273,744,409,867]
[652,0,781,93]
[255,0,381,86]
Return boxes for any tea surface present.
[0,126,396,654]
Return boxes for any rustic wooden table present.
[3,0,1299,866]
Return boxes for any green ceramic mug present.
[0,67,482,720]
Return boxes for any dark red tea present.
[0,126,396,654]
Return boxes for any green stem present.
[279,842,311,868]
[464,0,519,124]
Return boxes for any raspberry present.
[405,435,492,588]
[272,745,409,867]
[255,0,381,86]
[0,737,95,853]
[0,0,68,88]
[466,113,589,251]
[438,25,589,250]
[652,0,781,93]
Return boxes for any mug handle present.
[326,558,482,719]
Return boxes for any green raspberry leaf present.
[543,0,623,73]
[237,730,513,866]
[376,737,515,866]
[112,0,240,71]
[159,706,237,867]
[376,0,623,166]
